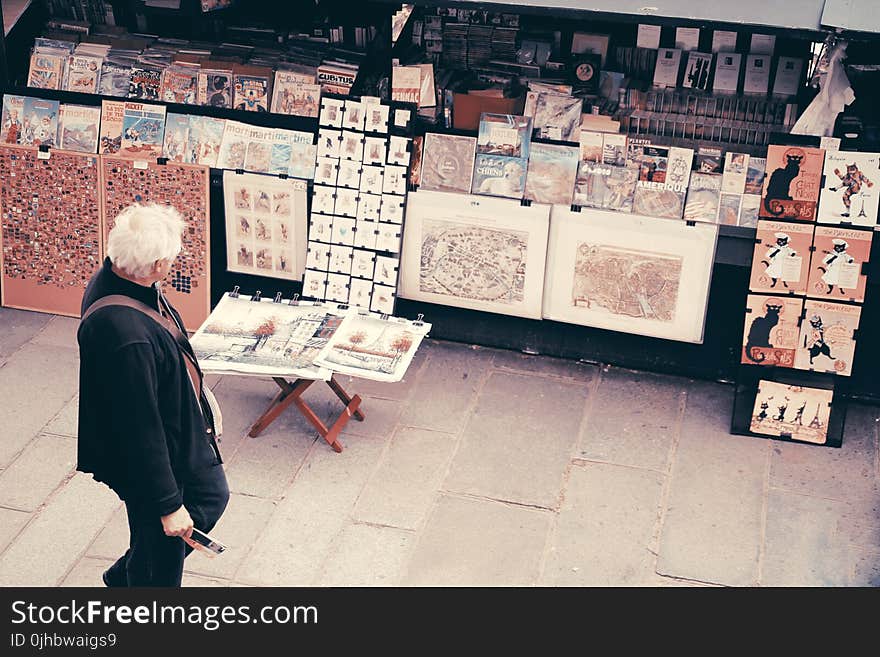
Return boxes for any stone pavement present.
[0,306,878,587]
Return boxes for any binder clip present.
[337,304,350,310]
[520,198,532,207]
[685,220,697,227]
[570,204,582,213]
[251,290,262,301]
[273,292,283,303]
[235,169,245,175]
[157,157,168,166]
[413,313,425,327]
[37,144,51,160]
[380,313,391,321]
[229,285,240,298]
[288,293,300,306]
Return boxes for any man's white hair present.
[106,203,185,279]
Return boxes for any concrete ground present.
[0,306,878,587]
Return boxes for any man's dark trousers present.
[104,463,229,586]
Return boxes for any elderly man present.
[77,203,228,587]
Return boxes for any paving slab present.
[60,557,111,587]
[761,490,852,586]
[223,435,313,500]
[0,343,79,468]
[850,550,880,586]
[333,345,428,402]
[86,505,128,560]
[489,347,599,382]
[339,396,403,441]
[579,368,686,472]
[31,316,80,349]
[314,522,414,586]
[401,494,552,586]
[0,434,76,511]
[397,341,493,434]
[0,307,51,361]
[0,507,30,553]
[353,426,458,530]
[184,493,276,580]
[443,371,588,509]
[769,403,878,502]
[541,462,664,586]
[656,381,767,586]
[42,395,79,437]
[235,436,387,586]
[0,473,120,585]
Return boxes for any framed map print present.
[399,189,551,319]
[543,206,719,343]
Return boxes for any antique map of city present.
[571,243,682,322]
[420,218,527,304]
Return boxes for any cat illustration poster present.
[816,151,879,227]
[806,226,872,303]
[794,299,861,376]
[750,380,833,444]
[759,145,825,221]
[742,294,803,367]
[749,221,814,295]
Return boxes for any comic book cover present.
[27,52,65,90]
[602,133,627,166]
[749,220,813,295]
[197,68,233,108]
[806,226,872,303]
[524,142,579,205]
[476,113,532,160]
[816,151,879,227]
[20,97,60,148]
[421,133,477,193]
[185,115,226,167]
[471,153,527,199]
[744,156,767,195]
[683,172,722,223]
[128,66,162,101]
[64,54,103,93]
[760,144,825,221]
[98,60,133,97]
[270,70,321,118]
[57,104,100,153]
[573,162,638,212]
[533,93,582,142]
[99,100,124,154]
[119,101,166,160]
[721,151,749,194]
[162,112,191,162]
[233,74,270,112]
[270,129,316,179]
[1,95,25,144]
[738,194,761,228]
[794,299,861,376]
[750,380,833,444]
[741,294,803,367]
[217,120,249,169]
[159,65,199,105]
[694,146,723,174]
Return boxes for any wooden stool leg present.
[248,378,314,437]
[327,376,366,421]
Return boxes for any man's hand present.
[161,506,194,538]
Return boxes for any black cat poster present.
[759,145,825,221]
[749,220,813,295]
[741,294,803,367]
[750,380,833,444]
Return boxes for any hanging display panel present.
[748,220,814,295]
[222,171,308,282]
[0,145,102,317]
[101,156,210,330]
[543,206,718,343]
[806,226,872,304]
[794,299,861,377]
[399,189,550,320]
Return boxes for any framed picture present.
[543,206,718,343]
[399,189,551,319]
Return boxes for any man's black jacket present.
[77,258,221,516]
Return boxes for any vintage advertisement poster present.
[222,171,308,282]
[101,157,211,330]
[748,220,814,295]
[420,133,476,193]
[750,380,833,444]
[816,151,879,227]
[0,146,102,317]
[524,142,579,206]
[759,145,825,221]
[741,294,803,367]
[399,189,550,319]
[794,299,861,376]
[543,207,718,343]
[806,226,872,303]
[189,292,339,380]
[313,312,431,383]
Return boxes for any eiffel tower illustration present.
[857,193,868,219]
[808,404,823,429]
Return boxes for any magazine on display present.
[27,52,65,90]
[524,142,579,206]
[0,95,25,143]
[119,101,166,160]
[20,97,60,148]
[186,115,226,167]
[573,162,638,212]
[58,104,101,153]
[98,99,125,154]
[64,54,103,93]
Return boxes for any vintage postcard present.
[750,380,833,444]
[794,299,861,376]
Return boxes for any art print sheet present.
[760,145,825,221]
[313,311,430,383]
[794,299,860,376]
[420,133,476,193]
[806,226,871,303]
[400,189,550,319]
[543,206,718,343]
[816,151,879,227]
[223,171,308,282]
[749,221,814,295]
[101,157,210,330]
[573,163,638,212]
[0,145,102,317]
[189,293,338,379]
[532,93,582,142]
[741,294,803,367]
[750,380,832,444]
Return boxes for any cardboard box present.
[452,92,525,131]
